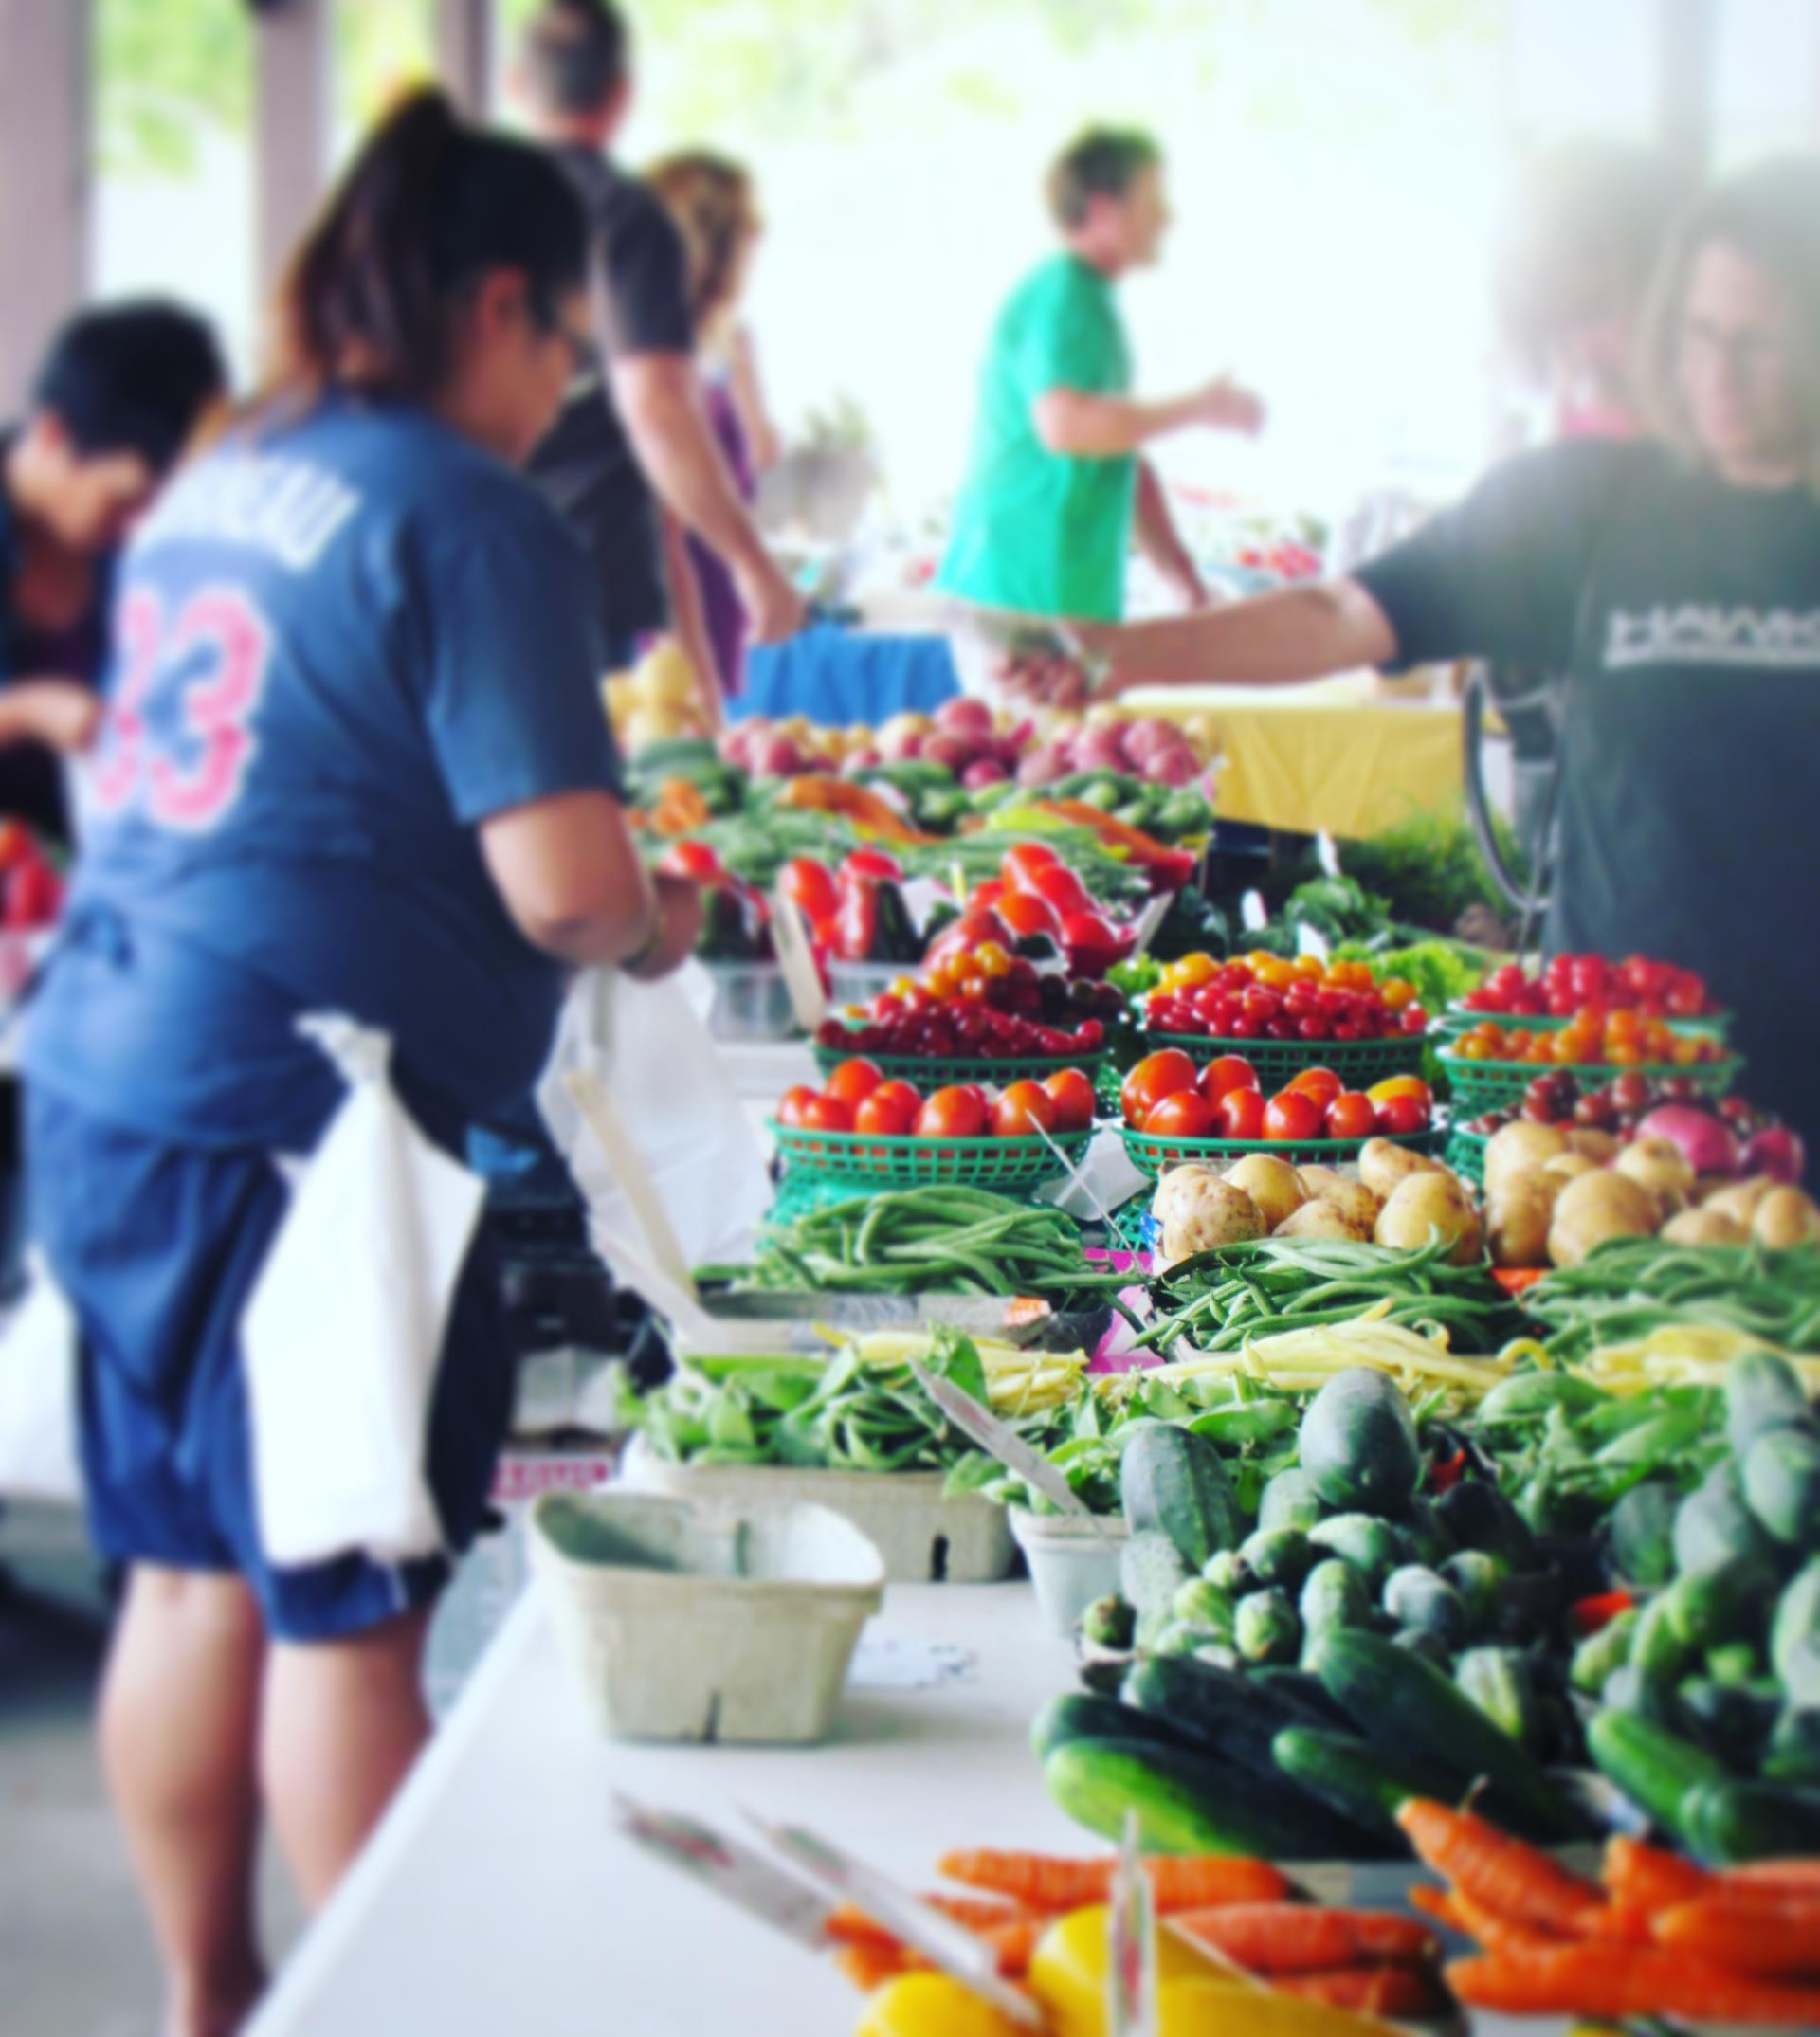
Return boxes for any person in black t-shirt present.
[512,0,804,715]
[0,301,224,844]
[1011,157,1820,1152]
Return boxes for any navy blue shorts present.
[26,1088,513,1644]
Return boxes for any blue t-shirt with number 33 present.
[24,393,622,1152]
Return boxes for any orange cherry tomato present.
[1199,1054,1261,1103]
[1287,1066,1343,1110]
[1001,842,1061,891]
[854,1084,919,1137]
[823,1057,884,1108]
[1263,1090,1324,1142]
[801,1094,855,1134]
[995,891,1062,941]
[1325,1091,1378,1140]
[1378,977,1415,1012]
[1043,1067,1098,1134]
[992,1082,1058,1138]
[1217,1086,1267,1139]
[1256,958,1299,992]
[1143,1090,1218,1139]
[1367,1076,1431,1107]
[1168,952,1219,991]
[1120,1048,1199,1129]
[776,1085,822,1129]
[1376,1093,1430,1136]
[915,1086,989,1139]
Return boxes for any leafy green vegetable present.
[1339,806,1527,934]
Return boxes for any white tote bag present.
[0,1255,82,1504]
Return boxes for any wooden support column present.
[255,0,331,309]
[438,0,494,118]
[0,0,90,412]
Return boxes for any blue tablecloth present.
[733,627,959,725]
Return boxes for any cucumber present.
[1121,1425,1241,1572]
[1455,1646,1539,1749]
[1745,1427,1820,1548]
[1252,1667,1356,1730]
[1081,1595,1136,1651]
[1440,1550,1505,1633]
[1606,1481,1679,1588]
[1436,1479,1538,1569]
[1300,1557,1372,1637]
[1237,1526,1314,1593]
[1235,1589,1301,1665]
[1383,1566,1470,1646]
[1763,1705,1820,1784]
[1629,1595,1698,1683]
[1171,1579,1237,1640]
[1030,1693,1192,1764]
[1586,1709,1728,1845]
[1299,1368,1421,1515]
[1258,1467,1325,1535]
[1771,1556,1820,1683]
[1394,1497,1451,1567]
[1704,1640,1759,1689]
[1676,1677,1776,1768]
[1392,1626,1453,1670]
[1725,1346,1814,1462]
[1570,1610,1639,1696]
[1309,1628,1589,1842]
[1675,1461,1777,1576]
[1475,1370,1606,1425]
[1271,1726,1459,1843]
[1307,1514,1403,1591]
[1662,1554,1780,1652]
[1201,1549,1245,1591]
[1602,1663,1681,1727]
[1044,1737,1374,1860]
[1120,1530,1191,1646]
[1681,1777,1820,1865]
[1124,1652,1336,1772]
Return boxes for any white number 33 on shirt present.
[89,587,271,831]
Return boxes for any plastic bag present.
[243,1016,484,1568]
[0,1255,82,1503]
[537,962,769,1269]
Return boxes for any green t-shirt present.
[938,254,1136,622]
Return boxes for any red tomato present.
[992,1082,1058,1137]
[1060,908,1119,951]
[801,1094,855,1134]
[1376,1094,1431,1136]
[1199,1054,1260,1103]
[969,880,1009,915]
[1217,1086,1266,1139]
[914,1086,988,1139]
[1044,1067,1098,1133]
[778,856,838,926]
[1120,1049,1199,1128]
[1142,1090,1217,1138]
[776,1085,821,1130]
[1263,1090,1324,1142]
[1001,842,1062,890]
[658,840,725,883]
[996,890,1063,940]
[842,848,902,883]
[855,1086,918,1137]
[1324,1091,1378,1140]
[1031,865,1092,918]
[823,1058,884,1108]
[1287,1066,1343,1109]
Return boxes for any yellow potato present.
[1224,1154,1306,1232]
[1374,1169,1483,1265]
[1486,1171,1561,1269]
[1276,1199,1371,1243]
[1357,1137,1436,1201]
[1547,1170,1660,1268]
[1483,1120,1569,1197]
[1660,1208,1747,1247]
[1754,1186,1820,1250]
[1614,1137,1696,1217]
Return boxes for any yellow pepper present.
[852,1971,1027,2037]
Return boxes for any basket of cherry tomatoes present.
[1438,1009,1738,1116]
[1447,952,1729,1037]
[1138,953,1428,1089]
[771,1058,1097,1187]
[1116,1049,1438,1176]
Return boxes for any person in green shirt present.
[939,127,1264,624]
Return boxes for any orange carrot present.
[1601,1834,1712,1916]
[1656,1896,1820,1978]
[1722,1859,1820,1896]
[1570,1901,1654,1945]
[1273,1965,1447,2016]
[825,1895,1027,1953]
[1447,1944,1820,2021]
[1396,1800,1604,1936]
[1442,1882,1572,1956]
[979,1919,1045,1980]
[1168,1904,1436,1974]
[832,1942,914,1992]
[1408,1885,1466,1934]
[937,1850,1289,1913]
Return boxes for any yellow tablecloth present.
[1124,670,1463,839]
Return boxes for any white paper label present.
[609,1794,833,1949]
[908,1357,1109,1535]
[1108,1811,1156,2037]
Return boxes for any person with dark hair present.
[1012,155,1820,1155]
[0,299,224,843]
[21,88,700,2033]
[939,126,1263,623]
[513,0,803,721]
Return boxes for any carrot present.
[1656,1896,1820,1977]
[1168,1904,1436,1974]
[1407,1885,1466,1934]
[1272,1965,1447,2017]
[1491,1267,1546,1296]
[979,1919,1045,1980]
[1441,1882,1572,1956]
[832,1942,914,1992]
[1447,1944,1820,2021]
[1601,1834,1711,1917]
[1721,1859,1820,1896]
[1395,1800,1604,1936]
[825,1895,1027,1953]
[936,1850,1289,1913]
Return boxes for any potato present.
[1566,1128,1620,1165]
[1224,1154,1306,1232]
[1703,1176,1778,1225]
[1753,1186,1820,1251]
[1614,1137,1696,1217]
[1153,1164,1225,1229]
[1542,1153,1597,1184]
[1156,1179,1266,1267]
[1660,1207,1747,1247]
[1296,1164,1347,1199]
[1486,1171,1561,1269]
[1291,1173,1379,1236]
[1374,1170,1484,1265]
[1483,1120,1569,1197]
[1547,1171,1660,1268]
[1275,1199,1370,1243]
[1358,1137,1436,1201]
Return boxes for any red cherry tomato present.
[801,1094,855,1134]
[1043,1067,1098,1133]
[1287,1066,1343,1109]
[1001,842,1062,890]
[992,1082,1058,1137]
[1217,1086,1266,1139]
[1375,1093,1431,1136]
[823,1058,884,1108]
[1031,865,1092,918]
[1324,1091,1378,1140]
[1262,1090,1324,1142]
[658,840,726,883]
[841,848,903,884]
[1142,1090,1217,1139]
[916,1086,990,1139]
[995,890,1063,940]
[778,856,839,927]
[776,1085,821,1130]
[1199,1054,1260,1103]
[855,1086,918,1137]
[968,879,1008,915]
[1120,1048,1198,1128]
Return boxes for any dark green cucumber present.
[1044,1737,1379,1860]
[1029,1693,1192,1765]
[1725,1346,1813,1461]
[1585,1709,1727,1846]
[1299,1367,1421,1515]
[1124,1652,1334,1773]
[1309,1628,1589,1842]
[1270,1726,1458,1844]
[1121,1424,1241,1572]
[1681,1777,1820,1864]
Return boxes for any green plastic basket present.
[1442,1002,1731,1041]
[1140,1030,1425,1091]
[1445,1126,1488,1186]
[770,1120,1093,1188]
[1118,1123,1441,1182]
[1436,1046,1741,1116]
[810,1042,1110,1089]
[1106,1195,1157,1258]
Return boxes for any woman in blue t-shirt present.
[24,90,700,2032]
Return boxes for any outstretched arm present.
[1032,375,1263,459]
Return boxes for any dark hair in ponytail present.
[272,87,589,406]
